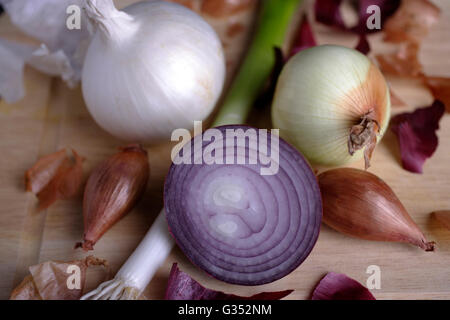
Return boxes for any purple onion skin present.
[164,125,322,286]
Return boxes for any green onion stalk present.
[213,0,302,126]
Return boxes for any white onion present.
[82,0,225,142]
[272,45,391,168]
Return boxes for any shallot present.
[76,144,149,251]
[318,168,435,251]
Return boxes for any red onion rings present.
[164,125,322,285]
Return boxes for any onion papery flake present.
[433,211,450,230]
[25,149,85,211]
[165,263,293,300]
[312,272,375,300]
[10,256,108,300]
[390,100,445,173]
[314,0,400,34]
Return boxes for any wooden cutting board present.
[1,0,449,300]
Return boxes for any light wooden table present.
[0,0,449,300]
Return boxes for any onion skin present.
[433,211,450,230]
[25,149,67,194]
[10,256,108,300]
[272,45,391,168]
[311,272,375,300]
[165,263,293,300]
[318,168,435,251]
[37,150,85,211]
[77,144,149,251]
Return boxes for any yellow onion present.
[272,45,391,168]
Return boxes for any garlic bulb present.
[272,45,391,168]
[82,0,225,142]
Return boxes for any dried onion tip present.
[318,168,435,251]
[76,144,149,251]
[164,125,322,285]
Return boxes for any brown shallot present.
[76,144,149,251]
[318,168,435,251]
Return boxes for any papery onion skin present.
[165,263,293,300]
[10,256,108,300]
[82,0,225,142]
[390,100,445,174]
[77,144,149,251]
[164,125,322,285]
[318,168,435,251]
[425,78,450,113]
[433,211,450,230]
[311,272,375,300]
[25,149,67,194]
[37,150,85,211]
[272,45,391,167]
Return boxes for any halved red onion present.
[164,125,322,285]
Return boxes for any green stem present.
[212,0,302,127]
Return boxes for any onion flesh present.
[164,125,322,285]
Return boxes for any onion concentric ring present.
[164,125,322,285]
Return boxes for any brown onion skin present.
[318,168,435,251]
[77,144,149,251]
[25,149,67,194]
[433,211,450,230]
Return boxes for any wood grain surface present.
[0,0,449,300]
